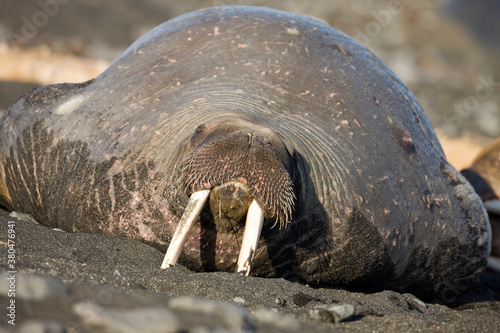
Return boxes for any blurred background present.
[0,0,499,169]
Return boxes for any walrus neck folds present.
[162,118,298,275]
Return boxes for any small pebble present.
[252,308,303,330]
[274,296,286,306]
[402,293,428,312]
[9,211,39,223]
[234,297,245,304]
[310,304,356,323]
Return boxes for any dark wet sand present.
[1,210,499,332]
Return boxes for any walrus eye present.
[161,189,266,276]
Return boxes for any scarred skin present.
[0,6,491,299]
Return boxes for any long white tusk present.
[485,200,500,215]
[236,199,265,276]
[161,189,210,269]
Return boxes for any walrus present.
[0,6,491,299]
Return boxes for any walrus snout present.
[178,118,297,225]
[162,118,298,274]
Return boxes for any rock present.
[0,273,68,301]
[252,308,303,331]
[9,211,39,224]
[274,296,286,306]
[310,304,356,323]
[18,320,65,333]
[73,301,179,333]
[402,294,428,313]
[234,297,246,304]
[168,297,255,332]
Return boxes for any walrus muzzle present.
[161,119,298,274]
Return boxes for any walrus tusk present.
[161,189,210,269]
[161,190,265,274]
[485,200,500,215]
[236,199,265,275]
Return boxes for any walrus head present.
[162,118,300,274]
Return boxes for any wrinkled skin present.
[0,6,491,299]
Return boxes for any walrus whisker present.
[271,216,280,229]
[161,189,210,269]
[485,200,500,215]
[236,199,264,276]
